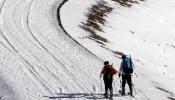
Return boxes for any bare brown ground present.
[112,0,145,7]
[79,0,144,55]
[79,1,112,43]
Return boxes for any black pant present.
[122,75,133,95]
[103,78,113,96]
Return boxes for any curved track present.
[0,0,158,99]
[0,0,103,99]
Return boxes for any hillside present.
[61,0,175,99]
[0,0,175,99]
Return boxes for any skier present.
[119,55,134,96]
[100,61,118,98]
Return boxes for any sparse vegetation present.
[156,86,175,100]
[79,1,113,43]
[87,37,106,45]
[171,45,175,48]
[168,97,175,100]
[166,43,175,49]
[112,0,145,7]
[101,45,126,58]
[113,51,125,56]
[130,31,135,34]
[79,0,144,44]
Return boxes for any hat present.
[122,55,126,60]
[104,61,109,65]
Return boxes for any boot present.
[129,86,133,96]
[122,87,125,96]
[104,90,108,98]
[110,89,113,98]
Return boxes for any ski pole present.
[118,76,122,93]
[100,76,102,93]
[132,82,137,94]
[113,77,117,93]
[134,72,138,78]
[131,75,137,94]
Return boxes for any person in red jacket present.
[100,61,118,98]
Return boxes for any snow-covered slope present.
[0,0,105,99]
[0,0,175,99]
[61,0,175,99]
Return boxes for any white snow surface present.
[0,0,175,99]
[61,0,175,99]
[0,0,102,99]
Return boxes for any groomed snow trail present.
[0,0,103,99]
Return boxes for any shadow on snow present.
[43,93,121,99]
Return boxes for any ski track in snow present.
[0,0,170,99]
[0,0,104,99]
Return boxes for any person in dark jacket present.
[100,61,118,98]
[119,55,134,96]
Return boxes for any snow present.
[0,0,101,99]
[61,0,175,99]
[0,76,16,100]
[0,0,175,99]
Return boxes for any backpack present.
[122,57,133,74]
[104,66,113,80]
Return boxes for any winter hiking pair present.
[100,55,134,98]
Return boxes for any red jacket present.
[101,64,118,76]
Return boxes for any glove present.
[118,74,121,77]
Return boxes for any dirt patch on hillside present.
[168,97,175,100]
[79,0,144,44]
[79,1,112,43]
[156,86,175,100]
[112,0,145,7]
